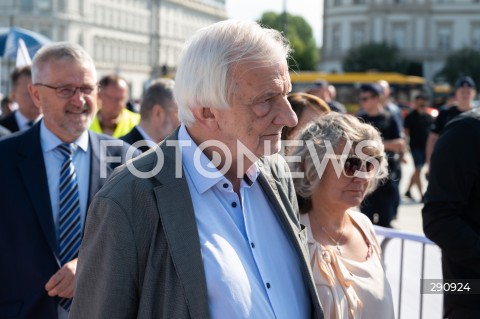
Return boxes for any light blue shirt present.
[40,120,90,243]
[14,110,42,131]
[179,125,310,319]
[39,121,90,319]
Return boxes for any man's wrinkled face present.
[211,61,298,161]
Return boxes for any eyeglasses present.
[333,154,383,178]
[34,83,97,98]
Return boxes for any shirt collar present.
[40,119,89,154]
[243,162,260,187]
[136,124,154,142]
[179,124,259,194]
[179,124,224,194]
[15,110,42,128]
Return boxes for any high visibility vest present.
[90,109,140,138]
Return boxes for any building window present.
[437,25,452,50]
[20,0,33,12]
[333,0,342,6]
[332,25,341,51]
[473,26,480,49]
[38,26,52,39]
[353,0,365,4]
[394,0,407,3]
[37,0,51,11]
[351,23,365,47]
[58,0,65,12]
[392,24,407,49]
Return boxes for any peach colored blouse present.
[301,211,395,319]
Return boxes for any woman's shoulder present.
[349,210,383,258]
[348,210,378,241]
[348,210,374,229]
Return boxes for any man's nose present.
[69,89,87,105]
[273,97,298,127]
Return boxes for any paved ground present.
[391,153,428,234]
[379,154,444,318]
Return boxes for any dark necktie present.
[57,143,81,311]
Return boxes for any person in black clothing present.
[0,66,43,132]
[425,76,476,173]
[403,93,433,201]
[423,108,480,319]
[357,84,406,227]
[306,80,347,114]
[120,78,179,153]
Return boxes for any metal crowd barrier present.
[374,226,441,319]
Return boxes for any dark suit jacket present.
[0,111,19,133]
[0,124,10,137]
[70,129,324,319]
[0,122,137,319]
[120,126,151,153]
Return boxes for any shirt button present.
[251,242,255,248]
[231,202,237,208]
[266,282,271,289]
[223,183,228,188]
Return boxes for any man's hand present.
[45,258,77,298]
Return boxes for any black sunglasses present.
[334,154,383,177]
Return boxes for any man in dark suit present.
[0,66,43,132]
[0,124,10,137]
[71,21,323,319]
[0,42,137,319]
[120,78,179,152]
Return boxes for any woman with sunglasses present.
[288,112,394,319]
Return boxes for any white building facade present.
[321,0,480,80]
[0,0,226,98]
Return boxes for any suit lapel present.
[1,112,20,132]
[17,124,60,264]
[257,159,300,233]
[87,131,110,203]
[153,133,210,319]
[131,127,143,144]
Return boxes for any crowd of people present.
[0,19,478,319]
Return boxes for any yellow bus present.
[290,71,427,114]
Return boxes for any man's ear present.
[191,107,219,131]
[153,104,165,122]
[27,84,43,111]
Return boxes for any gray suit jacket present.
[71,129,323,319]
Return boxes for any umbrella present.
[0,27,51,60]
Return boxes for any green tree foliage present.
[436,48,480,90]
[258,11,318,71]
[343,42,420,74]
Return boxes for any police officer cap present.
[360,83,383,96]
[455,76,476,89]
